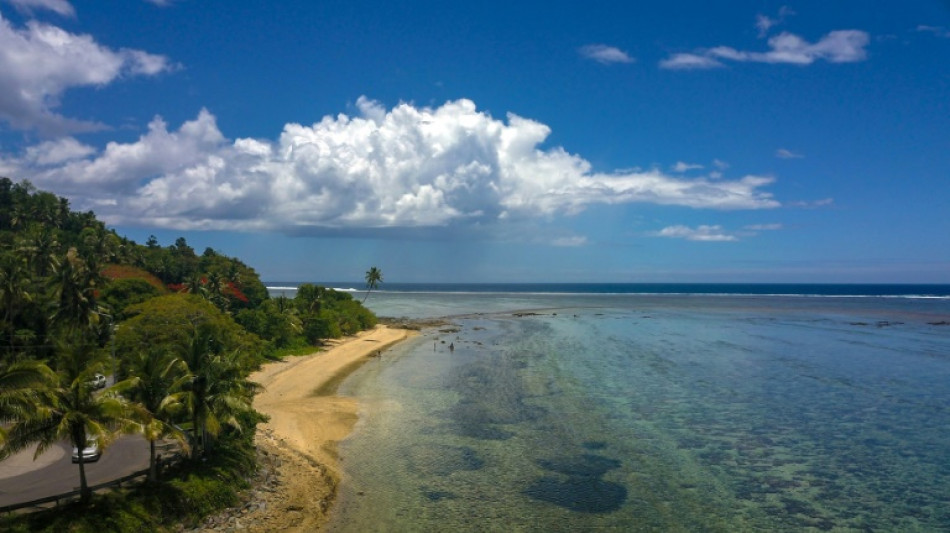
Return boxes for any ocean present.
[268,284,950,531]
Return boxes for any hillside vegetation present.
[0,178,377,531]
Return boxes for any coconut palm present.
[124,347,189,482]
[0,255,31,327]
[179,327,259,458]
[50,248,105,334]
[0,359,55,445]
[363,266,383,303]
[16,226,60,277]
[0,341,138,503]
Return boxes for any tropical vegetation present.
[0,178,379,530]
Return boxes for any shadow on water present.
[405,443,485,477]
[524,453,628,513]
[439,353,546,441]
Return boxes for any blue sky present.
[0,0,948,283]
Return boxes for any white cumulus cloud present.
[0,13,173,134]
[579,44,634,64]
[3,98,780,236]
[24,137,94,165]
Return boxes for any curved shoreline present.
[243,325,416,532]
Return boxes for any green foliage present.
[0,179,275,529]
[165,473,242,518]
[117,294,265,372]
[233,298,302,350]
[100,278,163,320]
[302,311,342,343]
[1,337,139,502]
[292,283,378,344]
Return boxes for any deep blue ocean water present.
[267,284,950,531]
[267,282,950,299]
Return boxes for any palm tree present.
[50,248,104,334]
[0,341,138,503]
[296,283,325,313]
[0,359,55,445]
[125,347,189,482]
[184,272,205,295]
[363,266,383,303]
[179,327,258,458]
[204,272,228,311]
[16,226,60,277]
[0,256,31,327]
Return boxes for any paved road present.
[0,436,152,507]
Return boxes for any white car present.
[71,441,101,463]
[89,373,107,389]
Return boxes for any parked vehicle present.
[71,441,101,463]
[89,373,106,389]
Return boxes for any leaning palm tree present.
[124,347,190,482]
[0,340,138,503]
[363,266,383,303]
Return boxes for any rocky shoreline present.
[182,430,335,533]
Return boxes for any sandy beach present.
[218,325,414,532]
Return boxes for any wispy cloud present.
[579,44,634,65]
[755,6,795,38]
[790,198,834,209]
[659,53,724,70]
[776,148,803,159]
[2,0,74,17]
[655,225,738,242]
[916,25,950,38]
[552,236,588,247]
[654,222,783,242]
[1,98,780,236]
[0,15,174,134]
[661,29,870,70]
[671,161,703,172]
[744,223,783,231]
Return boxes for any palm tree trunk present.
[148,439,157,483]
[78,456,90,503]
[192,411,200,458]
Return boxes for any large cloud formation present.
[5,97,779,234]
[0,11,172,134]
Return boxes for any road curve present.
[0,436,152,508]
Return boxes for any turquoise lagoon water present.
[270,286,950,531]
